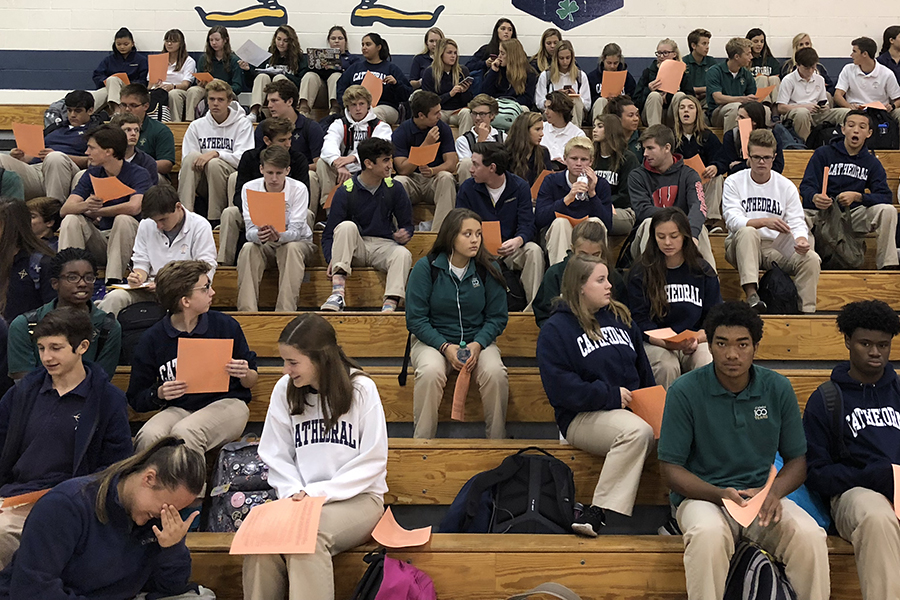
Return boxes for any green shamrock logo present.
[556,0,579,21]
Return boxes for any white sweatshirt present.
[131,208,217,279]
[535,69,592,113]
[320,109,393,173]
[541,121,584,162]
[241,177,312,245]
[258,372,389,503]
[723,169,809,242]
[181,106,255,168]
[166,56,197,85]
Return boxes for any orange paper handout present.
[246,189,286,232]
[628,385,666,438]
[90,175,135,203]
[655,60,686,95]
[646,328,699,343]
[893,464,900,520]
[600,70,627,98]
[1,489,50,509]
[531,169,552,200]
[682,155,711,185]
[324,185,340,210]
[372,507,432,548]
[861,101,888,111]
[738,119,753,160]
[451,368,470,421]
[554,212,589,227]
[821,166,830,197]
[723,465,778,527]
[407,143,440,167]
[148,53,169,85]
[754,84,776,103]
[194,72,214,83]
[111,72,130,85]
[230,495,326,555]
[361,71,383,107]
[176,338,234,394]
[481,221,502,255]
[12,123,45,158]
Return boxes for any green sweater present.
[197,53,244,95]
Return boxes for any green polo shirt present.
[705,62,757,117]
[138,116,176,164]
[658,362,806,507]
[683,54,719,90]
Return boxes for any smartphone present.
[489,54,498,60]
[817,99,827,106]
[462,76,474,86]
[563,85,573,91]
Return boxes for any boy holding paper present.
[658,300,830,600]
[633,38,693,127]
[834,37,900,123]
[803,300,900,600]
[127,260,257,455]
[59,125,153,285]
[392,91,459,232]
[0,306,131,568]
[799,110,898,270]
[236,145,314,312]
[723,129,820,313]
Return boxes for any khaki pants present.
[97,287,157,317]
[168,89,188,121]
[439,109,462,127]
[0,505,33,570]
[330,222,412,299]
[724,227,821,313]
[711,102,742,133]
[91,76,125,109]
[456,108,474,134]
[610,206,636,236]
[591,97,609,121]
[184,86,207,122]
[411,337,508,439]
[570,96,586,126]
[643,342,712,390]
[676,497,830,600]
[315,159,345,216]
[250,73,289,110]
[565,409,654,516]
[831,487,900,600]
[502,241,544,312]
[546,217,608,266]
[703,175,725,221]
[632,218,717,272]
[178,153,235,220]
[217,205,245,266]
[394,171,456,232]
[59,214,138,280]
[299,72,340,108]
[237,240,316,312]
[0,152,80,201]
[372,105,399,126]
[243,493,383,600]
[133,397,250,455]
[643,91,686,127]
[805,205,898,269]
[786,107,847,142]
[754,74,780,103]
[456,157,474,184]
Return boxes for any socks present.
[382,297,399,312]
[332,273,347,297]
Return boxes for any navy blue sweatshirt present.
[92,49,148,88]
[126,311,257,413]
[456,172,536,244]
[803,362,900,499]
[534,171,613,230]
[627,261,721,343]
[799,138,892,210]
[722,127,785,176]
[322,175,414,262]
[537,303,655,437]
[421,66,473,111]
[409,53,433,81]
[586,63,637,103]
[0,364,132,498]
[482,67,538,110]
[676,130,728,175]
[3,250,54,324]
[336,60,413,111]
[254,112,324,162]
[0,474,193,600]
[465,43,497,73]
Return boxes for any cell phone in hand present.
[817,99,827,106]
[462,76,474,86]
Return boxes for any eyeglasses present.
[192,281,213,293]
[120,103,146,110]
[655,50,675,57]
[749,154,775,163]
[61,273,97,284]
[472,111,493,118]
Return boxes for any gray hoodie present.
[628,154,707,237]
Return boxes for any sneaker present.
[320,293,345,312]
[417,220,433,232]
[571,505,605,537]
[314,221,327,231]
[747,293,767,314]
[658,516,683,536]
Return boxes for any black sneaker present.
[571,505,605,537]
[657,516,683,536]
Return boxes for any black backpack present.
[757,263,800,314]
[117,301,166,365]
[865,108,900,150]
[816,381,852,464]
[805,122,841,149]
[724,542,797,600]
[439,447,575,534]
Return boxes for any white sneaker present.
[320,293,345,312]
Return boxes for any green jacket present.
[405,253,509,351]
[683,54,719,90]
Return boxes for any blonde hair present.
[342,84,372,106]
[673,95,710,147]
[658,38,682,61]
[559,254,631,340]
[564,136,594,160]
[549,40,580,86]
[783,33,812,72]
[205,78,234,100]
[532,28,562,73]
[419,27,444,56]
[726,37,752,59]
[500,39,532,96]
[431,38,463,89]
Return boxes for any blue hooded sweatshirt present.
[336,60,413,111]
[799,137,892,210]
[803,362,900,500]
[0,475,194,600]
[92,49,148,88]
[456,172,536,244]
[537,303,655,437]
[534,171,613,231]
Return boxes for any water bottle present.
[457,341,471,363]
[575,172,588,201]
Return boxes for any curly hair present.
[703,300,764,345]
[50,248,98,280]
[836,300,900,338]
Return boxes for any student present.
[97,185,216,317]
[587,43,637,120]
[535,40,591,126]
[721,101,784,176]
[151,29,196,122]
[178,79,254,223]
[185,26,243,122]
[628,208,720,388]
[0,90,94,201]
[320,138,413,313]
[629,124,716,270]
[634,38,694,127]
[747,28,781,103]
[302,26,355,115]
[536,253,655,536]
[834,37,900,122]
[683,29,716,105]
[237,145,314,313]
[109,113,159,178]
[776,47,845,143]
[465,18,517,74]
[531,28,561,74]
[803,300,900,600]
[336,33,412,125]
[0,438,204,599]
[118,84,177,177]
[392,91,458,232]
[0,199,54,324]
[458,142,544,310]
[706,37,757,132]
[800,110,899,269]
[482,39,538,111]
[26,196,62,252]
[606,96,643,161]
[536,137,612,265]
[410,27,444,90]
[243,313,387,600]
[8,248,121,381]
[241,25,307,122]
[0,306,131,568]
[90,27,147,112]
[59,125,153,285]
[455,94,505,183]
[127,260,257,454]
[405,208,510,439]
[781,33,835,96]
[878,26,900,85]
[540,91,584,164]
[506,111,553,186]
[673,95,727,221]
[421,38,473,127]
[592,114,640,235]
[533,220,625,327]
[0,170,23,201]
